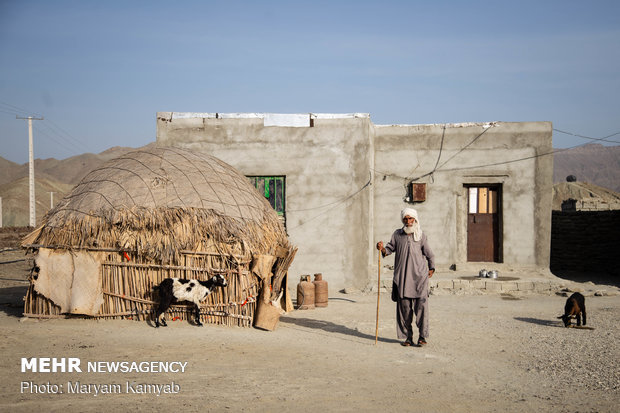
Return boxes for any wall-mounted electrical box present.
[406,182,426,203]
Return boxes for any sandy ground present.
[1,249,619,413]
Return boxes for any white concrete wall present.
[372,121,553,275]
[156,113,373,290]
[156,113,553,289]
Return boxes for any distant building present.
[157,113,553,289]
[553,181,620,212]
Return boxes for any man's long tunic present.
[384,228,435,298]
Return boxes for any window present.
[468,187,498,214]
[248,176,286,228]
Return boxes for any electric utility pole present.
[17,115,44,227]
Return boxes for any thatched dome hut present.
[22,147,296,328]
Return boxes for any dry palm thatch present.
[24,147,289,261]
[22,147,295,326]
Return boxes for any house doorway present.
[466,185,502,262]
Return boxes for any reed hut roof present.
[23,147,289,263]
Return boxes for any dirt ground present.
[1,248,619,413]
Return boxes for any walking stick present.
[375,250,381,345]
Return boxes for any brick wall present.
[551,210,620,275]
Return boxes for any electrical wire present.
[378,126,620,181]
[0,101,43,118]
[553,128,620,144]
[372,126,620,197]
[0,109,24,116]
[434,126,490,172]
[1,100,95,157]
[287,172,373,230]
[440,128,620,173]
[431,125,446,173]
[33,124,80,156]
[288,172,372,213]
[34,122,92,155]
[46,118,90,150]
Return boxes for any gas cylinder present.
[313,273,328,307]
[296,275,315,310]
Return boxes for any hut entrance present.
[466,185,502,262]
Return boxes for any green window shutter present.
[247,176,286,217]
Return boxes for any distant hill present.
[0,157,22,185]
[553,144,620,192]
[0,176,73,227]
[0,145,152,187]
[0,144,152,226]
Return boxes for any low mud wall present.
[551,210,620,276]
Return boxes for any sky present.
[1,0,619,164]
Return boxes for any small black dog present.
[558,292,586,327]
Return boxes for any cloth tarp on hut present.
[33,249,104,314]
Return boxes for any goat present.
[558,292,587,327]
[153,274,228,328]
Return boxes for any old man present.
[377,208,435,347]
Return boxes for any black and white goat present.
[153,274,228,328]
[558,292,587,327]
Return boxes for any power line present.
[35,121,92,155]
[0,109,24,116]
[435,126,490,172]
[292,124,583,225]
[440,128,620,173]
[47,119,86,148]
[0,100,94,157]
[0,101,43,118]
[287,173,373,230]
[431,125,446,173]
[439,146,568,173]
[288,172,372,213]
[33,124,80,156]
[553,128,620,144]
[402,124,447,183]
[373,126,620,197]
[383,126,620,181]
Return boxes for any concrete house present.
[156,113,553,290]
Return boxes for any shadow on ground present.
[552,269,620,288]
[0,286,27,317]
[279,316,400,344]
[514,317,563,328]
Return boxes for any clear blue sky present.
[1,0,619,164]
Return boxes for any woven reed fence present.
[24,285,62,318]
[23,248,287,327]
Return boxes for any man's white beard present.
[403,225,415,234]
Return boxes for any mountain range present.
[552,144,620,192]
[1,143,618,227]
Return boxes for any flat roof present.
[374,121,500,129]
[167,112,370,120]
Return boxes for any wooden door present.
[467,186,501,262]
